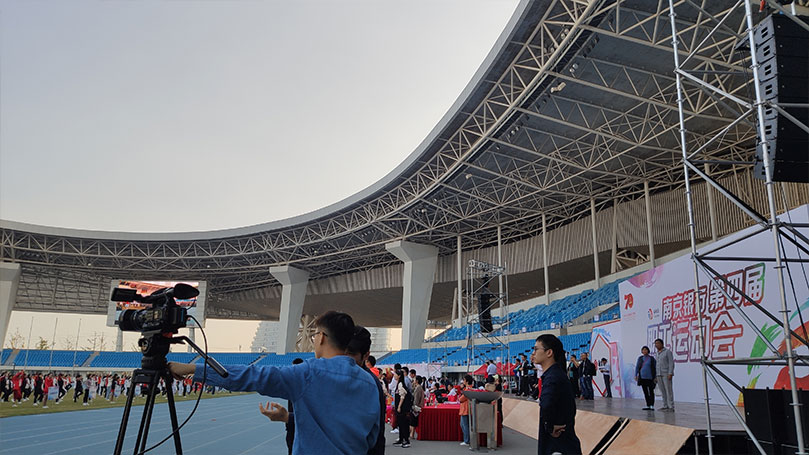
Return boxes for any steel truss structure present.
[668,1,809,454]
[1,0,788,321]
[464,260,511,375]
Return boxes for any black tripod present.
[113,334,227,455]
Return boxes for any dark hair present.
[394,363,402,370]
[314,311,356,351]
[409,369,416,375]
[654,338,664,345]
[641,346,650,353]
[292,358,304,365]
[346,325,372,355]
[395,369,406,380]
[601,358,607,363]
[366,355,376,367]
[463,374,473,384]
[536,334,566,365]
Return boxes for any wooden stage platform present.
[502,396,748,455]
[574,397,745,434]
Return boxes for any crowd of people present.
[166,311,518,454]
[0,370,214,409]
[3,310,677,455]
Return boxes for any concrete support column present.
[269,265,310,355]
[386,240,438,350]
[0,263,21,350]
[590,199,600,289]
[496,226,504,313]
[704,164,718,242]
[610,204,619,274]
[116,330,123,352]
[644,181,656,266]
[187,327,196,353]
[456,235,463,325]
[542,214,550,304]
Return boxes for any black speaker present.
[478,291,493,333]
[744,388,809,450]
[752,14,809,183]
[744,388,787,443]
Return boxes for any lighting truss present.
[464,260,511,375]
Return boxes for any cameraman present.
[168,311,380,455]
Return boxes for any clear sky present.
[1,0,519,351]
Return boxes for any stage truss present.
[464,259,511,376]
[668,1,809,454]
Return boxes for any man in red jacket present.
[11,371,24,407]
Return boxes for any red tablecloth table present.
[416,402,503,446]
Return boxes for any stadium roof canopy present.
[1,0,763,323]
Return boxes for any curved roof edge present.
[0,0,533,243]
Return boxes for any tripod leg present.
[134,372,160,455]
[164,375,183,454]
[114,373,139,455]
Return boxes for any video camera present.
[110,283,198,333]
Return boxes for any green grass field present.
[0,391,253,418]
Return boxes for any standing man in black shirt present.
[518,354,533,397]
[532,334,581,455]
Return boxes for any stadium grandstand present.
[1,0,808,453]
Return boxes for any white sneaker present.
[33,403,38,407]
[460,442,468,446]
[391,428,399,433]
[42,405,48,409]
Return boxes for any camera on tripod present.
[111,283,198,333]
[109,282,227,455]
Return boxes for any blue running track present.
[0,393,289,454]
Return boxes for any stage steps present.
[502,397,697,455]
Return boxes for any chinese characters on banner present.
[646,263,764,364]
[618,205,808,403]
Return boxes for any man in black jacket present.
[518,354,533,397]
[532,334,581,455]
[577,353,596,400]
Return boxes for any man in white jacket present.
[654,338,675,411]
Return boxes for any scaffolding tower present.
[668,1,809,454]
[464,259,511,376]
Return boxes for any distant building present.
[367,327,391,353]
[250,321,280,353]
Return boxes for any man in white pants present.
[654,338,675,411]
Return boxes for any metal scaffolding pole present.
[668,2,809,454]
[668,4,715,453]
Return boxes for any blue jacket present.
[538,362,582,455]
[195,355,380,455]
[635,354,656,380]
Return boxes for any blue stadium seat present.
[11,350,92,368]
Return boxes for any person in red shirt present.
[458,375,474,445]
[365,355,380,378]
[42,373,54,409]
[10,371,24,406]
